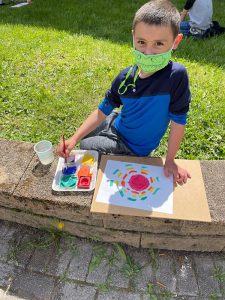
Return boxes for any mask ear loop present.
[118,66,139,95]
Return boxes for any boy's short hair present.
[133,0,180,38]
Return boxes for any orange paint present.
[78,165,91,177]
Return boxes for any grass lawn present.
[0,0,224,159]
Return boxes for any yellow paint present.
[82,154,95,165]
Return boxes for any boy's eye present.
[155,42,164,47]
[137,40,145,45]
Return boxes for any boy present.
[57,0,191,185]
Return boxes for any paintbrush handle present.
[62,135,67,163]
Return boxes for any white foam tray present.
[52,150,99,192]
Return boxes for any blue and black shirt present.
[99,61,191,156]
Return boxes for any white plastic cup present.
[34,140,54,165]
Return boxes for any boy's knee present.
[80,139,91,150]
[80,137,105,153]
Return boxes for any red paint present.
[131,190,139,194]
[77,176,91,188]
[123,174,128,180]
[128,174,149,191]
[129,170,137,174]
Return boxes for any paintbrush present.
[62,134,67,164]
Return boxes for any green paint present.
[113,169,119,174]
[60,175,77,189]
[119,190,124,197]
[140,196,147,200]
[128,197,136,201]
[109,180,114,187]
[153,188,160,195]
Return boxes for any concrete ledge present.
[0,139,225,251]
[0,205,140,247]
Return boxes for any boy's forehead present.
[133,22,175,42]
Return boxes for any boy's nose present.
[144,46,154,55]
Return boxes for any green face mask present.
[132,48,172,74]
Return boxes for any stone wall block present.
[13,154,93,209]
[102,214,183,234]
[141,233,225,252]
[0,194,102,227]
[180,220,225,236]
[0,139,34,194]
[0,205,140,248]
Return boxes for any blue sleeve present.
[169,112,187,125]
[98,70,125,115]
[169,64,191,125]
[98,98,115,116]
[104,75,122,108]
[184,0,196,10]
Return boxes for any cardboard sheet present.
[91,155,211,222]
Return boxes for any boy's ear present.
[172,33,183,50]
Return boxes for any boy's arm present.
[57,108,106,157]
[184,0,196,10]
[164,121,191,184]
[180,0,196,21]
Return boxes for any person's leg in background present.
[180,21,191,36]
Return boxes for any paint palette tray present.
[52,150,99,192]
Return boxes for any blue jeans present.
[180,21,191,36]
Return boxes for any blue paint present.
[62,165,77,175]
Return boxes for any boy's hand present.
[164,159,191,185]
[180,9,188,21]
[57,137,77,158]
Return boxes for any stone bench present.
[0,139,225,252]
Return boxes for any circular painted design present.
[128,174,150,191]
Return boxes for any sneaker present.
[190,27,206,38]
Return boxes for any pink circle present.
[128,174,150,191]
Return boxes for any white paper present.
[11,2,29,8]
[96,160,173,214]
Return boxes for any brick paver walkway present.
[0,220,225,300]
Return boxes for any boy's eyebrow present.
[135,37,168,42]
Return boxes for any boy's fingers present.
[65,148,72,157]
[64,141,77,157]
[183,176,187,184]
[57,142,68,157]
[163,167,170,177]
[176,173,185,185]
